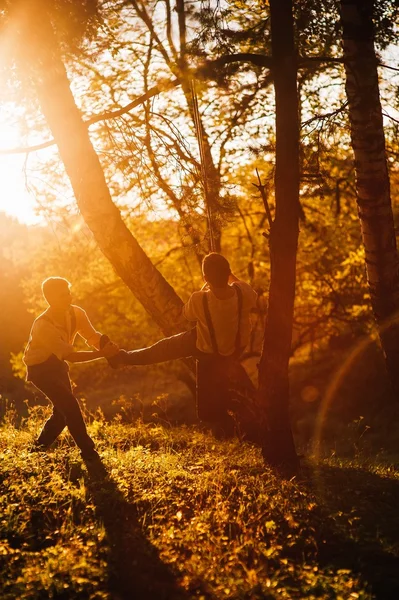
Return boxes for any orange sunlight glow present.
[0,153,40,225]
[313,327,382,459]
[0,10,42,226]
[0,124,41,225]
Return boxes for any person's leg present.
[229,362,256,394]
[116,329,197,366]
[29,373,67,449]
[60,392,97,459]
[226,362,263,445]
[196,359,235,437]
[36,405,66,449]
[30,370,96,459]
[196,358,261,442]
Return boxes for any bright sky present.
[0,43,397,227]
[0,153,41,225]
[0,112,43,225]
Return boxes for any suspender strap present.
[39,307,77,341]
[69,307,76,338]
[233,283,243,354]
[39,314,51,324]
[202,283,243,357]
[202,293,219,355]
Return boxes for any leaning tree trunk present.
[257,0,300,472]
[16,0,186,337]
[341,0,399,395]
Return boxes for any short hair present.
[42,277,71,304]
[202,253,231,287]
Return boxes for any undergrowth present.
[1,402,399,599]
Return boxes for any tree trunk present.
[183,81,222,253]
[16,0,186,337]
[340,0,399,395]
[257,0,300,472]
[175,0,222,253]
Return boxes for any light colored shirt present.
[23,305,102,366]
[183,281,257,356]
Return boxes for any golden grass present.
[1,402,398,599]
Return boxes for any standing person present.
[24,277,119,462]
[111,253,259,439]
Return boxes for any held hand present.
[101,341,119,358]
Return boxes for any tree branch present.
[299,56,344,66]
[0,138,57,155]
[379,62,399,73]
[301,101,348,128]
[382,110,399,125]
[206,53,272,69]
[2,52,386,158]
[86,78,180,126]
[0,78,181,155]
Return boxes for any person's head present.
[202,253,231,288]
[42,277,72,310]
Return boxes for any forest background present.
[2,1,399,598]
[1,0,399,455]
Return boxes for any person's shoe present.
[82,450,107,478]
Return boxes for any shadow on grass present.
[83,459,191,600]
[304,463,399,600]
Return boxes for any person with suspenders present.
[23,277,119,461]
[110,253,259,437]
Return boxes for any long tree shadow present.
[303,462,399,599]
[83,459,191,600]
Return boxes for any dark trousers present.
[119,331,261,442]
[27,355,96,458]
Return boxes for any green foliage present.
[1,404,398,598]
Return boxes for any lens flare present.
[312,321,392,460]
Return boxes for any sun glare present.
[0,154,41,225]
[0,124,41,226]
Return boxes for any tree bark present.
[340,0,399,395]
[16,0,186,337]
[257,0,300,472]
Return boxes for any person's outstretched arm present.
[73,306,104,349]
[66,341,119,364]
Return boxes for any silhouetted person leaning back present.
[111,253,261,440]
[24,277,119,462]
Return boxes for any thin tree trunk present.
[257,0,300,472]
[16,0,186,336]
[125,0,222,254]
[176,0,222,253]
[340,0,399,395]
[183,82,222,253]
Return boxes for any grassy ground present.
[1,403,399,600]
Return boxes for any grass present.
[1,402,399,599]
